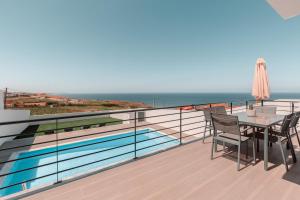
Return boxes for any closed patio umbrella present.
[252,58,270,100]
[267,0,300,20]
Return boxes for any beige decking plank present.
[22,138,200,200]
[17,136,300,200]
[99,144,230,200]
[285,184,300,200]
[117,158,233,200]
[216,164,280,200]
[65,140,207,199]
[79,146,202,199]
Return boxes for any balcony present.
[23,136,300,200]
[1,100,300,199]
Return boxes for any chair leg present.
[278,141,288,172]
[252,135,256,165]
[237,144,241,171]
[214,140,218,152]
[203,121,207,143]
[257,138,260,152]
[295,127,300,146]
[286,130,297,163]
[270,131,273,147]
[244,125,248,136]
[209,121,212,136]
[246,140,249,159]
[211,139,215,160]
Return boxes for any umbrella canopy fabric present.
[252,58,270,100]
[267,0,300,20]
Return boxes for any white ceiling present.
[267,0,300,19]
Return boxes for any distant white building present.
[0,91,31,146]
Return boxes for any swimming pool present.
[0,128,179,197]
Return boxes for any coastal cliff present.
[5,92,152,115]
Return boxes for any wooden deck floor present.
[19,136,300,200]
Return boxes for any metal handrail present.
[0,100,241,126]
[0,114,205,140]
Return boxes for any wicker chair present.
[254,106,277,150]
[250,114,293,171]
[202,108,213,143]
[211,114,256,171]
[212,106,227,115]
[201,106,228,143]
[289,112,300,146]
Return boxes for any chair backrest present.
[281,113,293,134]
[212,106,227,115]
[202,108,212,121]
[201,106,227,122]
[255,106,277,114]
[290,112,300,128]
[211,113,241,137]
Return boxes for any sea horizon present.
[60,92,300,107]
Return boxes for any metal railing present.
[0,99,299,198]
[246,99,300,114]
[0,102,218,198]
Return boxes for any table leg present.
[264,127,269,171]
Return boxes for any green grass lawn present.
[17,117,122,139]
[28,104,137,115]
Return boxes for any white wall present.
[109,113,132,124]
[145,109,206,138]
[0,110,30,146]
[256,99,300,115]
[144,107,246,139]
[232,105,246,114]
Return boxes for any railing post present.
[246,100,248,110]
[230,102,233,114]
[3,87,7,109]
[179,107,182,145]
[261,100,264,106]
[22,183,27,191]
[292,102,295,113]
[134,111,137,159]
[55,119,60,184]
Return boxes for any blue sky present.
[0,0,300,93]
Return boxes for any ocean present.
[62,93,300,107]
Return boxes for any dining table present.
[233,112,297,171]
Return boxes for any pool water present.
[0,129,179,197]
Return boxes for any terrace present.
[1,100,300,199]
